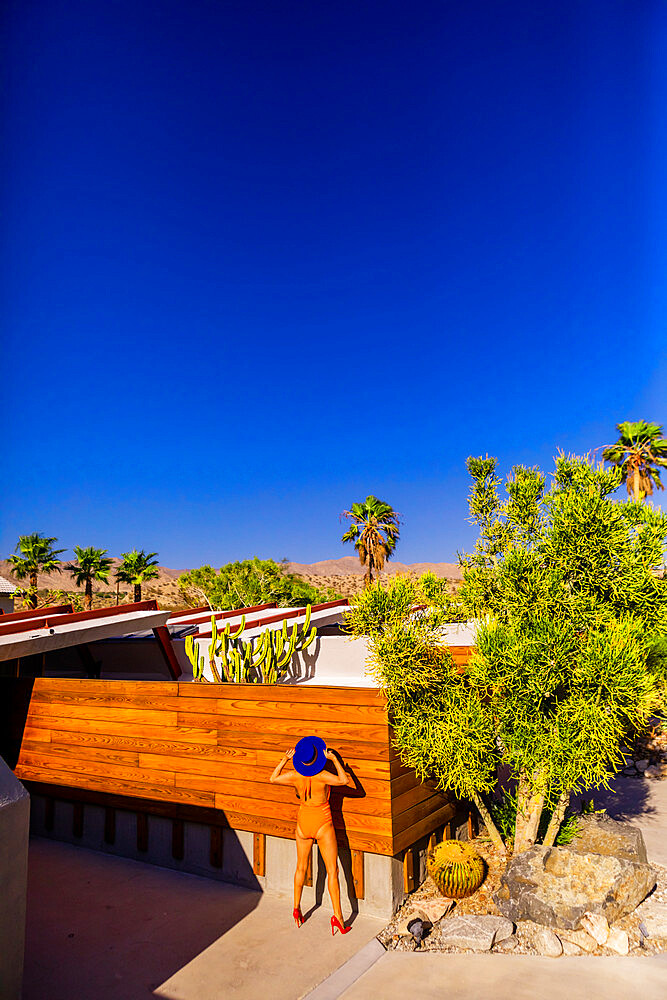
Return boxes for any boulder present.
[561,939,583,956]
[436,915,512,952]
[579,911,609,945]
[493,934,519,953]
[606,927,629,955]
[557,928,598,953]
[570,814,648,864]
[532,927,563,957]
[638,901,667,940]
[419,899,455,924]
[494,844,656,928]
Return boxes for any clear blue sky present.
[2,1,666,568]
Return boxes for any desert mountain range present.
[0,556,461,608]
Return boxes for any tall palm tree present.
[8,533,65,608]
[115,549,160,603]
[341,496,401,586]
[67,546,113,611]
[603,420,667,501]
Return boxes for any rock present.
[644,765,664,779]
[580,911,609,945]
[606,927,629,955]
[557,929,598,953]
[494,844,656,928]
[491,917,515,943]
[436,915,510,952]
[570,814,648,864]
[532,927,563,957]
[638,901,667,940]
[419,899,455,923]
[493,934,519,953]
[561,939,583,956]
[636,759,649,771]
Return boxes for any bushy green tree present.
[347,454,667,855]
[178,558,339,610]
[344,573,463,637]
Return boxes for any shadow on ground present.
[24,838,260,1000]
[24,838,383,1000]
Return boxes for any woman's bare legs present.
[317,823,343,923]
[294,827,313,912]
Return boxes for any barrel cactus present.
[427,840,485,899]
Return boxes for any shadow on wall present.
[0,678,35,769]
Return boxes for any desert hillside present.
[0,556,462,610]
[0,558,186,609]
[285,557,462,599]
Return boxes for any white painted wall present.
[0,757,30,1000]
[180,620,479,687]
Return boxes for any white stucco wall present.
[0,757,30,1000]
[181,620,479,687]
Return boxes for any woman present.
[270,735,354,934]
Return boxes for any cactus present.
[203,605,318,684]
[426,840,486,899]
[185,633,207,682]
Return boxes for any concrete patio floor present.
[23,774,667,1000]
[23,838,384,1000]
[334,951,667,1000]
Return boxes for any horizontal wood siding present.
[6,677,457,856]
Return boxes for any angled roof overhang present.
[0,601,171,663]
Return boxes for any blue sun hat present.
[293,735,327,776]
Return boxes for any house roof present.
[0,600,171,662]
[0,575,17,595]
[182,598,350,641]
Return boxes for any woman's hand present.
[325,749,337,761]
[284,748,295,760]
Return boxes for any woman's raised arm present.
[269,748,297,785]
[323,749,354,787]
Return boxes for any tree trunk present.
[471,791,506,855]
[542,789,570,847]
[364,557,374,588]
[84,580,92,612]
[633,468,641,502]
[514,771,546,854]
[29,573,38,609]
[134,583,141,603]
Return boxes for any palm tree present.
[115,549,160,603]
[341,496,401,586]
[8,533,65,608]
[67,546,113,611]
[603,421,667,501]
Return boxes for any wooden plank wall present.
[5,664,472,856]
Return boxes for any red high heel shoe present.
[331,915,351,935]
[293,907,303,928]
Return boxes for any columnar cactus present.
[185,606,317,684]
[185,633,206,682]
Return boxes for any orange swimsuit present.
[296,776,332,839]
